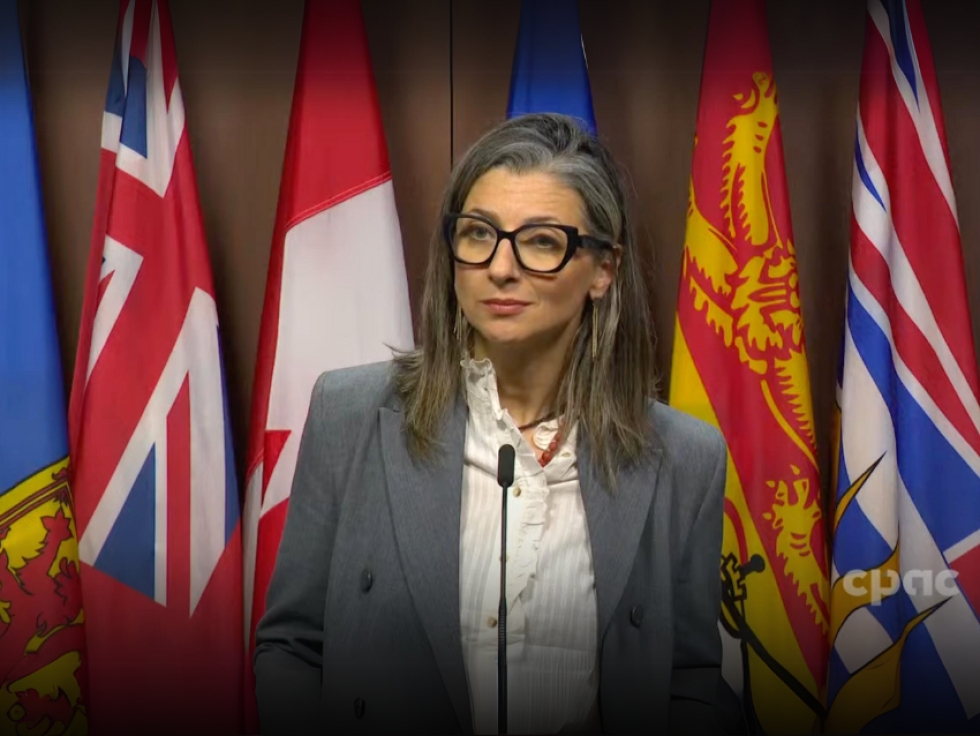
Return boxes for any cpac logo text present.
[841,569,960,605]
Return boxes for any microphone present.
[496,444,515,736]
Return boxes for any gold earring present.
[455,304,467,352]
[591,301,599,361]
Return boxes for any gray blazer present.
[254,362,743,734]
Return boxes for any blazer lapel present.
[379,398,474,734]
[578,433,664,641]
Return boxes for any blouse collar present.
[460,356,571,451]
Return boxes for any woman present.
[254,113,742,734]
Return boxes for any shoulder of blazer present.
[647,399,727,502]
[309,360,397,422]
[306,360,397,463]
[647,399,726,457]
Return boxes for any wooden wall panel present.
[363,0,452,319]
[451,0,521,161]
[19,0,116,401]
[579,0,710,390]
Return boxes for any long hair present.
[392,113,658,487]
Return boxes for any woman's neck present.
[472,338,567,428]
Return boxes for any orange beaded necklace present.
[538,432,561,467]
[517,413,561,467]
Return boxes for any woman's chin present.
[471,319,575,354]
[473,326,534,350]
[481,334,529,349]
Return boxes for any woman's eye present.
[464,225,493,240]
[528,236,561,249]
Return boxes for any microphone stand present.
[496,445,515,736]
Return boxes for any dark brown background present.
[17,0,980,497]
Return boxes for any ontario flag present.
[0,0,87,731]
[506,0,595,134]
[827,1,980,732]
[667,0,830,732]
[67,1,242,732]
[242,0,414,728]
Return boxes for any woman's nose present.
[487,236,522,281]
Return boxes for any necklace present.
[538,430,561,467]
[515,413,561,467]
[516,412,557,432]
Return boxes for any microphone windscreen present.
[497,444,516,488]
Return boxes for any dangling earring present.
[591,299,600,362]
[455,304,466,352]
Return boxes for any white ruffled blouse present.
[458,358,600,734]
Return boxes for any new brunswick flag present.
[668,0,830,732]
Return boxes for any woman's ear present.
[589,245,622,300]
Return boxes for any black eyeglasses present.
[443,213,614,274]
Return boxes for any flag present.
[828,1,980,732]
[67,1,242,731]
[0,1,88,731]
[242,0,414,728]
[507,0,596,133]
[667,1,830,732]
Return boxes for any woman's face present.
[454,167,616,358]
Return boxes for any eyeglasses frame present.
[443,212,614,274]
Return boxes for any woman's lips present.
[482,299,530,315]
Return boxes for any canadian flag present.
[242,0,414,726]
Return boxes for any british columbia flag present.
[67,1,242,732]
[828,1,980,732]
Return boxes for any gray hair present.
[392,113,658,487]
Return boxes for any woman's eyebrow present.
[463,208,564,226]
[463,207,498,220]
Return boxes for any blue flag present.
[0,0,67,489]
[506,0,596,134]
[0,0,88,730]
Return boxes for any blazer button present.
[360,568,373,593]
[354,697,366,719]
[630,605,644,627]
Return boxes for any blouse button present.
[488,616,498,628]
[360,568,373,593]
[630,605,645,628]
[513,486,522,497]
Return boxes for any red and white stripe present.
[834,0,980,717]
[848,0,980,464]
